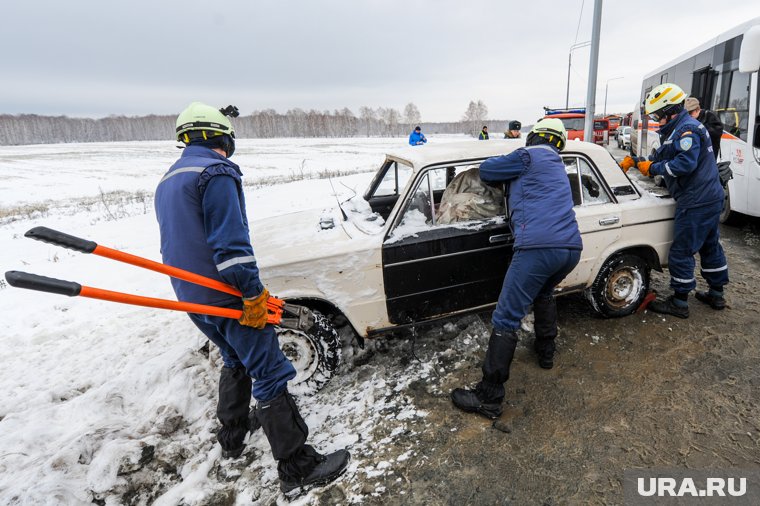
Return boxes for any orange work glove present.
[619,155,636,172]
[637,160,653,177]
[239,288,270,329]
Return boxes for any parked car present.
[254,141,675,392]
[617,126,632,150]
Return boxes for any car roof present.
[385,139,611,170]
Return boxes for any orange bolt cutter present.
[4,227,315,332]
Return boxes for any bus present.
[633,16,760,222]
[542,107,609,145]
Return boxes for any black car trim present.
[383,243,509,268]
[368,282,589,337]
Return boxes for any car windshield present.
[622,127,631,135]
[558,117,585,131]
[372,160,413,197]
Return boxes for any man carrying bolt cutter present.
[155,102,348,498]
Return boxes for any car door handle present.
[489,234,510,244]
[598,216,620,226]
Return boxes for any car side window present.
[563,156,611,206]
[390,164,505,239]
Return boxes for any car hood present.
[251,206,379,268]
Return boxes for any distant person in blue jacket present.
[155,102,348,498]
[479,126,489,140]
[451,118,582,420]
[408,125,427,146]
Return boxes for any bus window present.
[717,70,750,140]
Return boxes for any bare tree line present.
[0,101,518,146]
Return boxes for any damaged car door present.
[381,163,512,325]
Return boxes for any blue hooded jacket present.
[479,144,582,251]
[649,109,724,209]
[154,145,264,307]
[409,130,427,146]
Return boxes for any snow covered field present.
[0,135,477,504]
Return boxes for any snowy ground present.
[0,135,476,505]
[4,137,759,505]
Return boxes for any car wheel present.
[586,254,650,317]
[277,311,341,395]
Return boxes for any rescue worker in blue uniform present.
[154,102,348,498]
[620,83,729,318]
[451,118,582,419]
[479,125,489,140]
[408,125,427,146]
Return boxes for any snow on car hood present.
[251,204,380,268]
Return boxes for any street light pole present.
[582,0,603,143]
[604,76,624,115]
[566,41,591,109]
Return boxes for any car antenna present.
[338,181,357,204]
[328,176,348,221]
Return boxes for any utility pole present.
[583,0,603,143]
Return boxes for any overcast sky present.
[2,0,757,124]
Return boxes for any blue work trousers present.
[669,200,729,293]
[492,248,581,332]
[189,312,295,402]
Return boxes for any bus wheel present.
[719,185,741,225]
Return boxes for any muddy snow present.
[1,138,759,504]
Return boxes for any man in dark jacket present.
[621,84,729,317]
[685,97,723,160]
[504,120,522,139]
[479,126,489,140]
[155,102,348,498]
[451,118,582,419]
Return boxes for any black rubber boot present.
[217,366,252,458]
[481,329,519,386]
[533,294,558,369]
[451,380,504,419]
[256,390,350,498]
[451,329,517,419]
[648,295,689,319]
[695,289,726,310]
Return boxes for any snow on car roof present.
[385,139,610,171]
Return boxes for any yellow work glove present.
[239,288,270,329]
[619,155,636,172]
[637,160,652,177]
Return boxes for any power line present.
[573,0,586,45]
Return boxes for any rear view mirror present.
[739,25,760,73]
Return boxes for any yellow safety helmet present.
[644,83,686,117]
[528,118,567,150]
[175,102,239,156]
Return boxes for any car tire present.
[277,311,341,395]
[586,254,650,318]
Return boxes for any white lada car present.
[254,140,675,393]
